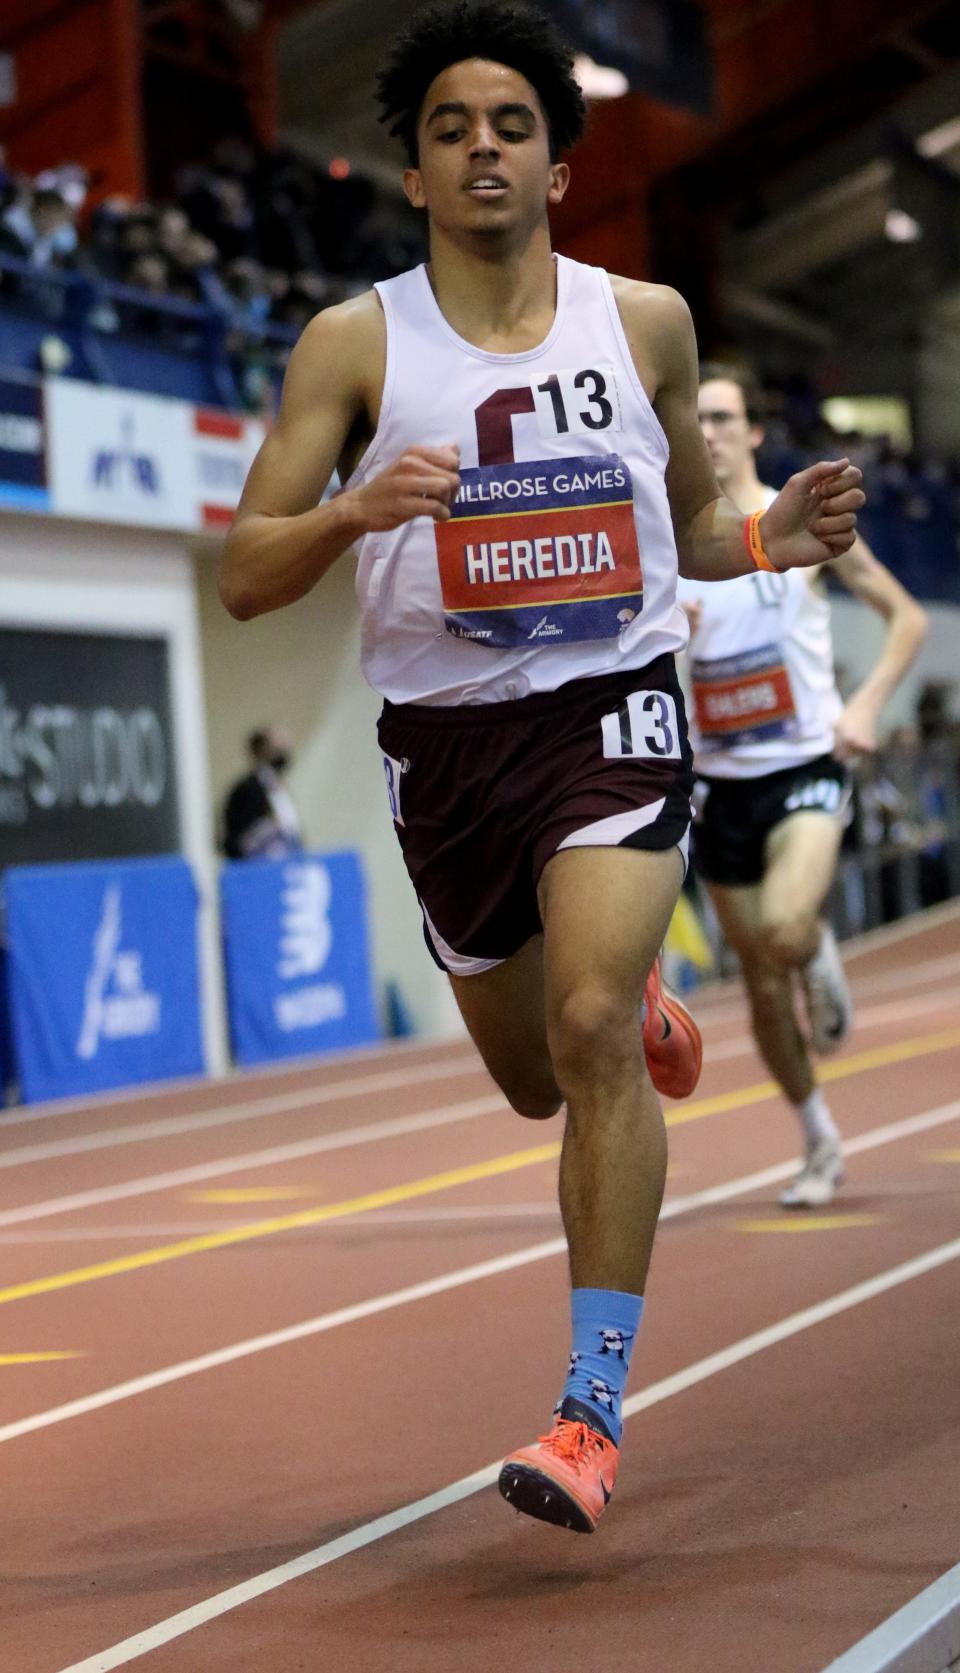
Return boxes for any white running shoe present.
[800,924,853,1055]
[779,1137,846,1209]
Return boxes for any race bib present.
[692,644,797,749]
[434,455,643,648]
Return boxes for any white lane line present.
[0,1204,563,1242]
[0,1094,508,1230]
[0,1032,474,1130]
[688,950,960,1034]
[839,897,960,960]
[0,1239,566,1446]
[8,970,950,1165]
[701,989,960,1066]
[6,1095,960,1450]
[0,1056,488,1165]
[3,904,957,1144]
[52,1228,960,1673]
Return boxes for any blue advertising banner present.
[4,856,204,1103]
[221,852,380,1066]
[0,376,49,510]
[0,943,12,1101]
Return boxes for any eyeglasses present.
[698,410,748,428]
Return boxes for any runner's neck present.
[425,226,558,353]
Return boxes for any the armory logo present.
[76,886,161,1059]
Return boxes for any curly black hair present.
[376,1,586,165]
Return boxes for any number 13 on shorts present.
[601,690,681,760]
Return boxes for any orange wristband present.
[742,510,777,572]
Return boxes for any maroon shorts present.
[377,655,694,975]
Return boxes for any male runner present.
[679,364,926,1207]
[220,2,864,1532]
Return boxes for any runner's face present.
[698,378,763,487]
[404,59,568,238]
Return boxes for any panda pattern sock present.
[557,1287,644,1446]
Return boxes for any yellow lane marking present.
[187,1188,317,1204]
[0,1351,83,1365]
[4,1026,960,1310]
[0,1142,561,1307]
[737,1215,887,1233]
[666,1027,960,1126]
[926,1149,960,1163]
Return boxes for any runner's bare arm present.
[219,295,460,620]
[828,537,928,757]
[614,281,865,580]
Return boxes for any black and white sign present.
[0,627,180,866]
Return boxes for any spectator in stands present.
[222,726,303,860]
[1,186,77,268]
[35,163,90,214]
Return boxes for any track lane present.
[5,1077,960,1672]
[2,1016,959,1428]
[2,908,958,1671]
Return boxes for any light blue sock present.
[558,1287,644,1446]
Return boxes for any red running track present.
[2,903,960,1672]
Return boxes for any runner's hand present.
[834,691,880,760]
[347,445,460,532]
[680,599,703,635]
[759,460,864,571]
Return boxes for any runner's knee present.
[482,1056,561,1120]
[510,1086,564,1120]
[758,910,817,971]
[549,986,639,1094]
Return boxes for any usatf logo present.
[91,413,161,496]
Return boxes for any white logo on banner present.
[76,885,162,1060]
[273,863,346,1033]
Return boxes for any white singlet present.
[344,255,687,705]
[676,487,842,778]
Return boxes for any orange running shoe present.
[643,955,702,1099]
[498,1398,620,1533]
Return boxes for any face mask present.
[269,750,290,772]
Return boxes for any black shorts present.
[377,655,694,975]
[693,753,850,888]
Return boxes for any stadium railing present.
[0,251,298,410]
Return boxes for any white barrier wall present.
[193,542,465,1040]
[829,596,960,723]
[0,510,228,1073]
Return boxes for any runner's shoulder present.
[607,276,693,339]
[286,288,386,395]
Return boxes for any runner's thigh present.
[539,845,683,1031]
[762,810,844,925]
[448,933,560,1119]
[705,878,765,958]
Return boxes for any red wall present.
[0,0,144,202]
